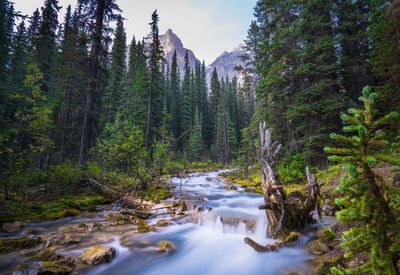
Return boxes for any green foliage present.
[277,154,307,184]
[325,86,400,274]
[93,113,147,177]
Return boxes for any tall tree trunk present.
[79,0,105,165]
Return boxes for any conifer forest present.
[0,1,399,274]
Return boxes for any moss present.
[138,185,172,203]
[0,237,41,254]
[13,261,71,274]
[0,194,110,223]
[158,240,176,254]
[40,261,71,273]
[136,219,155,233]
[281,231,300,246]
[156,219,174,227]
[29,248,60,261]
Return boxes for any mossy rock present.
[158,240,176,254]
[136,219,155,233]
[155,219,174,227]
[0,237,42,254]
[103,213,114,220]
[306,239,330,256]
[81,245,115,265]
[13,261,71,275]
[281,231,300,246]
[28,247,76,267]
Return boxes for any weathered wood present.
[245,122,323,252]
[258,122,285,237]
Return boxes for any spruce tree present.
[102,15,127,125]
[325,86,400,274]
[169,49,181,142]
[144,10,164,162]
[33,0,60,94]
[181,50,192,151]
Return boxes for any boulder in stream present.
[155,219,174,227]
[158,240,176,254]
[135,219,155,233]
[81,245,116,265]
[0,236,42,254]
[3,221,25,233]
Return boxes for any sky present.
[13,0,258,64]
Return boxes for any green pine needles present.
[325,86,400,274]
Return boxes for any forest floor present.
[0,161,225,224]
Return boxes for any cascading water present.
[0,170,317,274]
[86,170,314,275]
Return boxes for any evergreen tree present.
[181,50,192,151]
[169,50,181,142]
[325,86,400,274]
[33,0,60,94]
[200,61,210,150]
[209,67,220,146]
[187,109,203,161]
[144,10,164,162]
[102,15,127,124]
[27,8,41,51]
[79,0,121,164]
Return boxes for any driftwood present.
[87,177,155,210]
[244,231,300,252]
[244,122,322,252]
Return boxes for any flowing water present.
[1,170,323,275]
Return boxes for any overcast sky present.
[14,0,257,64]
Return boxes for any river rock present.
[3,221,24,233]
[21,228,37,237]
[135,219,155,233]
[155,219,174,227]
[158,240,176,254]
[29,247,76,267]
[81,245,115,265]
[0,236,42,254]
[224,185,237,191]
[306,239,330,255]
[63,234,82,245]
[77,223,89,231]
[12,261,71,275]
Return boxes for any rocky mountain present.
[160,29,200,72]
[159,29,245,84]
[206,44,246,84]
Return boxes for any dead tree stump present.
[245,122,322,251]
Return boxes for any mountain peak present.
[160,29,200,71]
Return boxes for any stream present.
[1,170,326,274]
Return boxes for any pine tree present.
[33,0,60,94]
[325,86,400,274]
[200,61,210,150]
[27,8,41,51]
[79,0,121,164]
[188,109,203,161]
[102,15,127,124]
[169,50,181,143]
[181,50,192,151]
[9,21,28,93]
[144,10,164,162]
[209,67,220,146]
[335,0,373,102]
[289,0,346,164]
[131,40,149,129]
